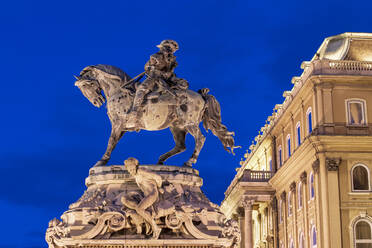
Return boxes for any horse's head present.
[74,68,105,108]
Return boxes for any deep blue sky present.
[1,0,371,247]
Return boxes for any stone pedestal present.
[46,164,240,248]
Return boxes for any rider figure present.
[127,40,188,127]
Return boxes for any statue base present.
[46,164,240,248]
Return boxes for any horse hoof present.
[93,160,108,167]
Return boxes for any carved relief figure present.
[121,158,163,239]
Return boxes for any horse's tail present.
[198,88,240,155]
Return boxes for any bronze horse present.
[74,64,237,167]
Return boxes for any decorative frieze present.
[326,158,341,171]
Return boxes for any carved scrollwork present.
[107,213,127,231]
[165,213,183,230]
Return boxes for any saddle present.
[144,88,186,106]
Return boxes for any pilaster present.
[326,158,342,248]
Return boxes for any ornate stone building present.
[221,33,372,248]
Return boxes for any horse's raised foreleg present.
[184,125,206,167]
[158,127,186,165]
[94,127,126,167]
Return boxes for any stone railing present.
[240,169,274,182]
[328,60,372,71]
[312,60,372,76]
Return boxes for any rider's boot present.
[126,89,145,128]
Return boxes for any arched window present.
[288,191,292,216]
[346,99,367,125]
[296,121,301,147]
[311,225,317,248]
[298,182,303,209]
[352,164,371,191]
[354,219,372,247]
[309,172,315,200]
[307,107,313,134]
[278,145,283,167]
[287,134,291,158]
[279,199,283,223]
[299,232,305,248]
[280,241,284,248]
[289,238,294,248]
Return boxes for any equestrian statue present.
[74,40,239,167]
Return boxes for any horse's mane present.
[81,64,132,82]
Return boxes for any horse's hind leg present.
[94,126,126,167]
[158,127,186,165]
[184,125,206,167]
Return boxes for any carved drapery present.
[326,158,341,171]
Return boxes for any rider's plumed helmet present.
[157,40,179,53]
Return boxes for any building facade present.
[221,33,372,248]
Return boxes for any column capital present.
[271,196,278,211]
[326,158,341,171]
[241,196,256,209]
[290,182,296,192]
[300,171,307,184]
[280,191,286,201]
[312,159,320,174]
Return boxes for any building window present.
[288,192,292,216]
[289,238,294,248]
[299,232,305,248]
[352,164,371,191]
[279,200,283,223]
[346,99,367,125]
[307,107,313,134]
[298,182,303,209]
[278,145,282,167]
[310,172,315,200]
[354,219,372,248]
[311,225,317,248]
[287,134,291,158]
[269,159,273,171]
[296,121,301,147]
